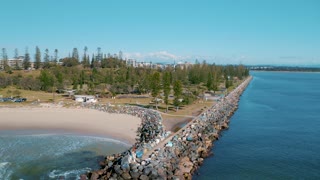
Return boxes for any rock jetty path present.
[86,76,252,180]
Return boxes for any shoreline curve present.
[0,108,141,145]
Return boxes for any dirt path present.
[142,104,210,159]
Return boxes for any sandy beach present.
[0,107,141,144]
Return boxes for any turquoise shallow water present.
[194,71,320,179]
[0,131,129,179]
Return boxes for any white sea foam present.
[2,132,131,146]
[0,162,12,180]
[0,134,129,179]
[48,167,91,179]
[1,133,128,160]
[74,135,131,146]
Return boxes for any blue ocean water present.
[194,71,320,179]
[0,131,129,179]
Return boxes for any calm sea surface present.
[0,131,129,179]
[194,71,320,179]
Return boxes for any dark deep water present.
[194,71,320,179]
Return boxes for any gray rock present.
[107,161,113,168]
[139,174,149,180]
[114,165,123,174]
[141,160,146,166]
[157,168,166,177]
[80,174,87,180]
[138,165,144,172]
[121,172,131,180]
[150,169,158,177]
[130,170,140,179]
[171,176,180,180]
[112,173,118,178]
[130,163,138,170]
[90,172,99,180]
[143,167,151,175]
[121,156,131,170]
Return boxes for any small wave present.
[0,162,12,180]
[75,135,131,147]
[3,132,131,147]
[48,167,91,179]
[0,134,130,166]
[2,132,72,138]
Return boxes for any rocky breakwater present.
[81,104,170,179]
[87,77,252,180]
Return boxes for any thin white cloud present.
[124,51,183,62]
[148,51,180,60]
[124,51,251,64]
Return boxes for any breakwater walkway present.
[86,76,252,180]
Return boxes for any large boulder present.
[178,157,194,175]
[89,172,99,180]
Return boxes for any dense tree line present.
[1,47,249,106]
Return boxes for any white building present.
[126,59,138,68]
[74,95,97,103]
[0,56,24,69]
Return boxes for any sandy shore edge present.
[0,107,141,144]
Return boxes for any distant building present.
[0,56,24,69]
[74,95,97,103]
[124,58,194,70]
[126,59,138,67]
[175,61,193,70]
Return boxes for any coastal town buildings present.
[1,55,197,71]
[175,61,193,70]
[125,59,138,67]
[125,58,193,69]
[0,56,24,69]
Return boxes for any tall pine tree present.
[43,48,50,68]
[90,53,95,69]
[14,48,20,70]
[53,49,58,64]
[72,48,79,63]
[82,46,90,68]
[1,48,9,70]
[206,72,213,91]
[23,48,31,70]
[150,72,161,109]
[173,80,182,111]
[14,48,19,59]
[34,46,41,69]
[163,71,171,112]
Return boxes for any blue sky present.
[0,0,319,66]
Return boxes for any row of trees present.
[0,55,249,109]
[34,46,59,69]
[1,47,31,71]
[1,47,124,71]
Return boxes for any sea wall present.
[86,76,252,180]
